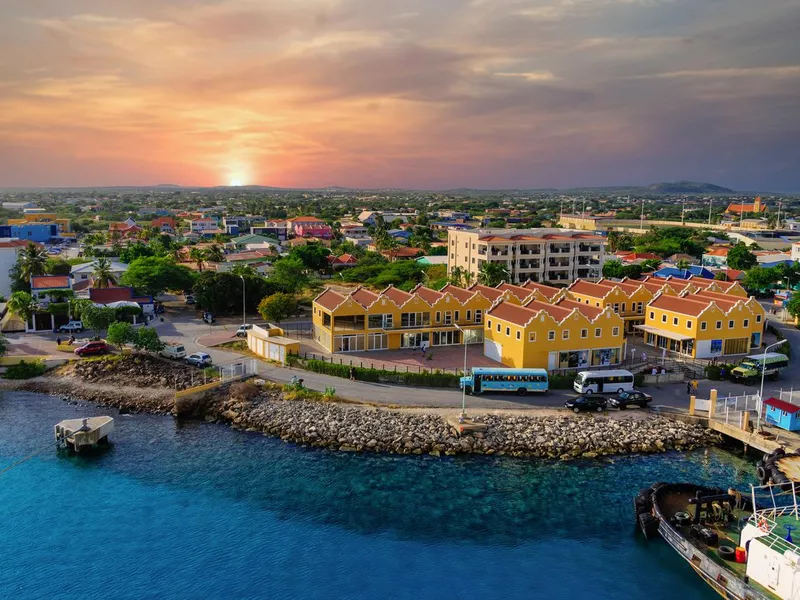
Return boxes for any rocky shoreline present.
[4,376,721,460]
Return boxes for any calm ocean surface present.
[0,392,755,600]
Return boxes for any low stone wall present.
[8,377,721,460]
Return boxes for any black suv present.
[565,394,608,413]
[608,390,653,410]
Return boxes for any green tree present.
[81,305,116,333]
[743,266,780,292]
[408,226,434,252]
[121,257,196,296]
[7,291,35,324]
[478,261,509,286]
[449,266,466,287]
[787,294,800,321]
[133,327,164,353]
[189,247,206,272]
[92,258,118,288]
[269,257,311,293]
[290,244,330,272]
[258,293,298,323]
[106,321,135,348]
[45,258,72,275]
[193,272,274,316]
[17,242,48,284]
[118,242,155,264]
[727,243,758,270]
[676,259,690,270]
[0,333,8,357]
[206,243,225,263]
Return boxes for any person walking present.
[349,366,356,381]
[56,336,62,347]
[687,380,692,394]
[692,379,699,394]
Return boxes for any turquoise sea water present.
[0,392,755,600]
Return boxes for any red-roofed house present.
[152,217,176,233]
[328,253,359,269]
[763,398,800,431]
[89,287,154,319]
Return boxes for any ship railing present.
[749,482,800,555]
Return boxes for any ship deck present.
[660,490,780,600]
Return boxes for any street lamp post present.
[239,274,246,325]
[455,323,468,419]
[758,338,788,431]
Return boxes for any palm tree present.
[478,261,510,286]
[189,247,206,272]
[8,291,35,325]
[17,242,48,284]
[92,257,117,288]
[206,244,224,262]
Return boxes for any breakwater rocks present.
[200,383,719,459]
[10,377,175,414]
[60,354,198,390]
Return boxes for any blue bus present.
[460,368,549,396]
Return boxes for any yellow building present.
[639,289,765,358]
[312,284,492,353]
[484,297,626,369]
[567,279,654,333]
[638,275,747,298]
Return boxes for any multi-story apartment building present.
[447,229,607,284]
[7,212,72,238]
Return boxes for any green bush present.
[302,359,461,388]
[548,374,574,389]
[4,359,47,379]
[705,365,721,381]
[634,373,645,387]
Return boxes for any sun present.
[229,179,243,187]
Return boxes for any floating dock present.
[55,416,114,452]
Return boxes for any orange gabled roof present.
[595,278,646,295]
[704,248,729,257]
[349,287,379,308]
[315,288,347,311]
[519,280,561,300]
[438,284,476,303]
[380,285,413,306]
[288,216,326,222]
[689,289,754,307]
[487,301,537,327]
[496,282,534,302]
[525,299,574,321]
[554,297,604,319]
[568,279,614,299]
[413,286,444,304]
[468,284,505,301]
[31,275,70,289]
[649,294,711,317]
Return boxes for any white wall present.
[695,339,724,359]
[0,247,18,298]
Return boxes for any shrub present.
[4,359,47,379]
[548,374,574,389]
[301,359,461,388]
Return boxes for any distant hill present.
[645,181,734,194]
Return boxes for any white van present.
[573,369,635,394]
[159,342,186,360]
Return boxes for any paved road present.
[9,308,799,411]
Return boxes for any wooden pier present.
[55,416,114,452]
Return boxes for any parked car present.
[565,394,608,413]
[236,324,253,337]
[185,294,196,305]
[74,341,110,357]
[185,352,212,367]
[59,321,84,333]
[159,343,186,360]
[608,390,653,410]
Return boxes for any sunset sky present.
[1,0,798,190]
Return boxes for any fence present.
[185,358,259,389]
[280,325,313,339]
[290,351,466,375]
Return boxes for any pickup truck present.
[59,321,84,333]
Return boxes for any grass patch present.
[3,359,47,379]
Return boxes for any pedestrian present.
[692,379,699,393]
[349,366,356,381]
[687,380,692,394]
[56,336,62,346]
[720,367,726,379]
[651,367,657,376]
[642,351,648,363]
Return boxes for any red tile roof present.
[569,280,613,298]
[519,280,561,300]
[381,286,413,306]
[89,287,135,304]
[496,283,534,302]
[413,286,444,304]
[487,301,537,327]
[763,397,800,414]
[350,287,379,308]
[0,239,41,248]
[31,275,70,289]
[649,294,711,317]
[287,216,326,223]
[438,284,476,303]
[555,298,604,319]
[315,289,346,311]
[469,284,505,301]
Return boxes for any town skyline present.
[1,0,798,191]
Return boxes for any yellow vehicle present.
[731,352,789,384]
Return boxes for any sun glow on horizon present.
[229,178,243,187]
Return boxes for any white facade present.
[190,218,219,232]
[792,243,800,263]
[0,246,19,298]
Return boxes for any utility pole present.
[681,198,686,224]
[740,199,745,228]
[640,198,645,231]
[708,198,713,225]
